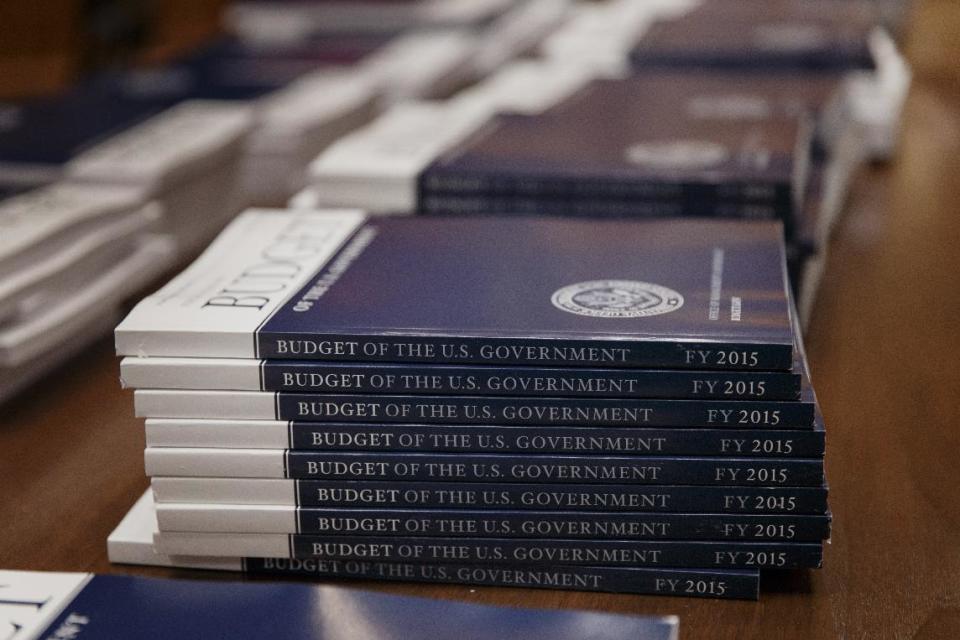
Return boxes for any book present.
[0,86,170,190]
[154,503,832,541]
[151,477,831,513]
[0,569,681,639]
[0,183,151,279]
[417,78,814,223]
[106,491,756,600]
[144,449,825,486]
[64,100,253,255]
[153,531,823,569]
[0,201,162,327]
[114,209,798,370]
[629,6,877,72]
[143,419,826,457]
[1,236,174,368]
[305,59,599,213]
[121,356,804,399]
[134,389,816,428]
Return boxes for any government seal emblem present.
[624,140,730,170]
[551,280,684,318]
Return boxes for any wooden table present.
[3,5,960,639]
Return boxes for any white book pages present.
[66,101,253,194]
[107,489,242,570]
[144,447,287,478]
[145,419,290,449]
[156,502,298,534]
[0,235,175,367]
[306,101,493,212]
[0,203,162,326]
[152,477,297,505]
[121,357,263,390]
[0,182,150,279]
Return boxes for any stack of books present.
[0,184,174,405]
[111,209,829,600]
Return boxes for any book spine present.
[262,361,802,399]
[277,393,815,428]
[254,334,795,371]
[292,481,829,514]
[243,558,760,600]
[284,452,825,486]
[286,535,822,569]
[289,424,825,457]
[419,169,790,211]
[294,509,831,541]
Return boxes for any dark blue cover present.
[0,87,167,171]
[417,71,811,221]
[262,359,803,399]
[256,217,796,370]
[293,508,831,540]
[275,392,816,427]
[629,10,876,72]
[92,35,385,104]
[284,452,824,486]
[292,480,829,513]
[35,574,682,638]
[245,559,760,600]
[287,422,826,456]
[285,535,823,569]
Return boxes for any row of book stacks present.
[3,0,911,601]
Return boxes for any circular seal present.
[551,280,684,318]
[624,140,730,170]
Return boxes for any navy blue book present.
[0,86,168,188]
[92,34,386,105]
[116,209,798,370]
[152,477,829,513]
[122,356,805,399]
[0,570,681,639]
[135,388,816,427]
[629,4,877,72]
[258,535,824,569]
[417,75,814,225]
[145,448,824,486]
[247,560,759,600]
[157,504,831,541]
[145,420,826,457]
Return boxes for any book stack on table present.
[0,184,175,405]
[110,209,830,600]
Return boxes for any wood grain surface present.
[2,3,959,638]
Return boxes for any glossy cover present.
[144,448,824,486]
[143,419,826,457]
[156,532,824,569]
[151,477,831,513]
[2,570,680,640]
[122,356,804,399]
[0,87,167,183]
[155,503,832,541]
[418,75,812,221]
[116,210,797,369]
[629,10,876,72]
[134,388,816,427]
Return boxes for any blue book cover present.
[629,4,876,72]
[94,35,386,104]
[0,570,681,639]
[0,88,168,186]
[417,74,816,224]
[116,209,798,370]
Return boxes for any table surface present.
[3,5,960,639]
